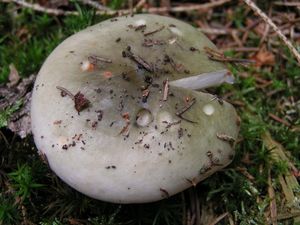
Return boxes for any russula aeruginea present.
[31,14,240,203]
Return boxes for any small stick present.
[4,0,230,16]
[88,55,112,64]
[2,0,73,15]
[210,95,224,105]
[119,112,130,136]
[144,25,165,36]
[165,120,181,128]
[123,48,153,72]
[209,212,229,225]
[236,167,255,181]
[216,133,235,147]
[134,0,146,10]
[119,122,130,136]
[142,39,165,47]
[268,113,291,127]
[129,0,133,16]
[198,27,229,35]
[267,170,278,225]
[79,0,111,11]
[176,98,196,117]
[242,0,300,64]
[134,132,148,144]
[56,86,75,100]
[221,47,260,52]
[175,98,197,123]
[204,47,255,64]
[274,2,300,7]
[162,79,169,101]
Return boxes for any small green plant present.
[88,206,121,225]
[64,2,96,34]
[39,218,63,225]
[108,0,125,10]
[0,195,19,225]
[8,164,44,201]
[0,100,22,128]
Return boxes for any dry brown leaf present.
[7,64,20,88]
[16,27,31,42]
[252,47,275,67]
[246,19,267,36]
[8,91,32,139]
[1,74,35,138]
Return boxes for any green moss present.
[0,100,22,128]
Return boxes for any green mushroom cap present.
[31,14,240,203]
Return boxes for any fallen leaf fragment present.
[252,47,275,67]
[8,64,20,87]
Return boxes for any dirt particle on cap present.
[53,120,62,125]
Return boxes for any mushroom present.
[31,14,240,203]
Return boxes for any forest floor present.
[0,0,299,225]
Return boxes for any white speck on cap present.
[202,104,215,116]
[136,109,153,127]
[169,27,183,36]
[80,60,93,72]
[134,19,146,26]
[157,111,173,127]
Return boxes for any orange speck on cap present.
[185,96,191,103]
[103,71,113,78]
[122,112,130,121]
[80,60,95,72]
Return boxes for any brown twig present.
[220,47,260,52]
[175,98,197,123]
[88,55,112,64]
[119,112,130,136]
[236,167,255,181]
[198,27,229,35]
[273,2,300,7]
[2,0,230,16]
[216,133,236,147]
[242,0,300,64]
[2,0,75,15]
[129,0,133,16]
[165,120,181,129]
[79,0,111,11]
[56,86,75,100]
[268,170,278,225]
[144,25,165,36]
[204,47,255,64]
[268,113,291,127]
[209,212,229,225]
[134,0,146,10]
[162,79,169,101]
[123,47,153,72]
[151,0,231,13]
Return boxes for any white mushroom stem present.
[169,69,234,90]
